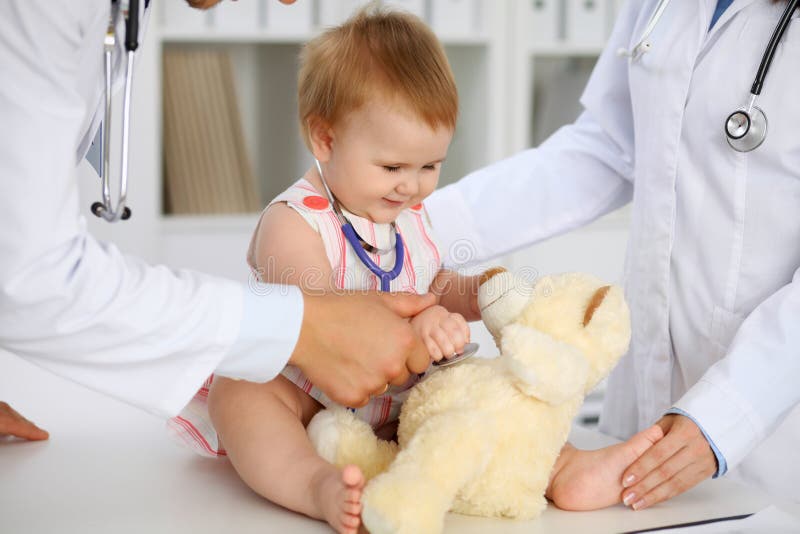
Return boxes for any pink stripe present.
[415,212,440,269]
[174,416,226,457]
[369,222,380,290]
[401,230,417,292]
[329,212,347,288]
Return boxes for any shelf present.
[160,214,261,234]
[160,29,490,46]
[529,43,604,56]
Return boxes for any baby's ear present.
[307,116,334,162]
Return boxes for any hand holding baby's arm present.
[411,305,470,362]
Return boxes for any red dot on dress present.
[411,203,423,211]
[303,196,329,210]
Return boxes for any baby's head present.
[299,6,458,224]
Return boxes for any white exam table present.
[2,351,799,534]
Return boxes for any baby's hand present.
[410,305,470,362]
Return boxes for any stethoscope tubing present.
[314,159,405,292]
[750,0,800,95]
[93,0,138,222]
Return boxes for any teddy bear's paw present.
[362,474,448,534]
[478,269,533,341]
[500,322,589,404]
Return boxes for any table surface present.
[2,351,799,534]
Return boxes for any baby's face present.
[322,98,453,224]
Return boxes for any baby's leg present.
[545,426,664,511]
[208,375,365,534]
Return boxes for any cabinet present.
[76,0,627,425]
[84,0,629,279]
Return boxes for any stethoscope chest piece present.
[431,342,479,368]
[725,106,768,152]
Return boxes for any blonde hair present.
[298,6,458,150]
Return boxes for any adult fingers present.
[0,403,49,441]
[628,461,713,510]
[622,425,682,489]
[622,445,693,508]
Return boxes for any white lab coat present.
[428,0,800,500]
[0,1,302,417]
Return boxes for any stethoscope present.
[618,0,799,152]
[313,159,478,367]
[314,159,405,292]
[91,0,143,222]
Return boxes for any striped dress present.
[168,178,443,457]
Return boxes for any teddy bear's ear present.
[478,269,532,341]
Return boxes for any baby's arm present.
[250,202,335,292]
[429,269,482,321]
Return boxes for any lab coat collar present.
[702,0,761,48]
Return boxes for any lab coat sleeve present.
[425,2,641,266]
[673,270,800,472]
[0,1,302,417]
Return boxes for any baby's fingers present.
[431,328,456,359]
[441,314,470,353]
[424,335,444,361]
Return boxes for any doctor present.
[0,0,431,438]
[427,0,800,506]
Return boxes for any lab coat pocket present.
[709,305,746,360]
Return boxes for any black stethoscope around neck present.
[619,0,799,152]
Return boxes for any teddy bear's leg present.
[361,411,493,534]
[307,407,399,481]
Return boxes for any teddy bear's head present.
[478,268,630,397]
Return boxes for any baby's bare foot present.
[311,464,365,534]
[547,425,664,511]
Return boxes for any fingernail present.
[632,499,645,511]
[623,474,636,487]
[623,492,636,506]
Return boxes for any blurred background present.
[77,0,631,427]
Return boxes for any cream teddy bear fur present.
[308,268,631,534]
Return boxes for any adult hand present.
[620,414,716,510]
[289,291,435,408]
[0,402,49,441]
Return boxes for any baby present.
[208,8,478,534]
[172,8,663,534]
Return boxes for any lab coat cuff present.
[214,283,303,383]
[665,407,728,478]
[672,374,763,473]
[425,185,487,269]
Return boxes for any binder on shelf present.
[565,0,609,47]
[209,0,262,32]
[528,0,562,48]
[265,0,313,35]
[162,49,260,215]
[429,0,479,38]
[318,0,372,28]
[382,0,427,19]
[161,0,209,31]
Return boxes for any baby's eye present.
[423,164,437,171]
[383,166,400,173]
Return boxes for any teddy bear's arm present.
[500,323,590,405]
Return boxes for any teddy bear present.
[307,267,631,534]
